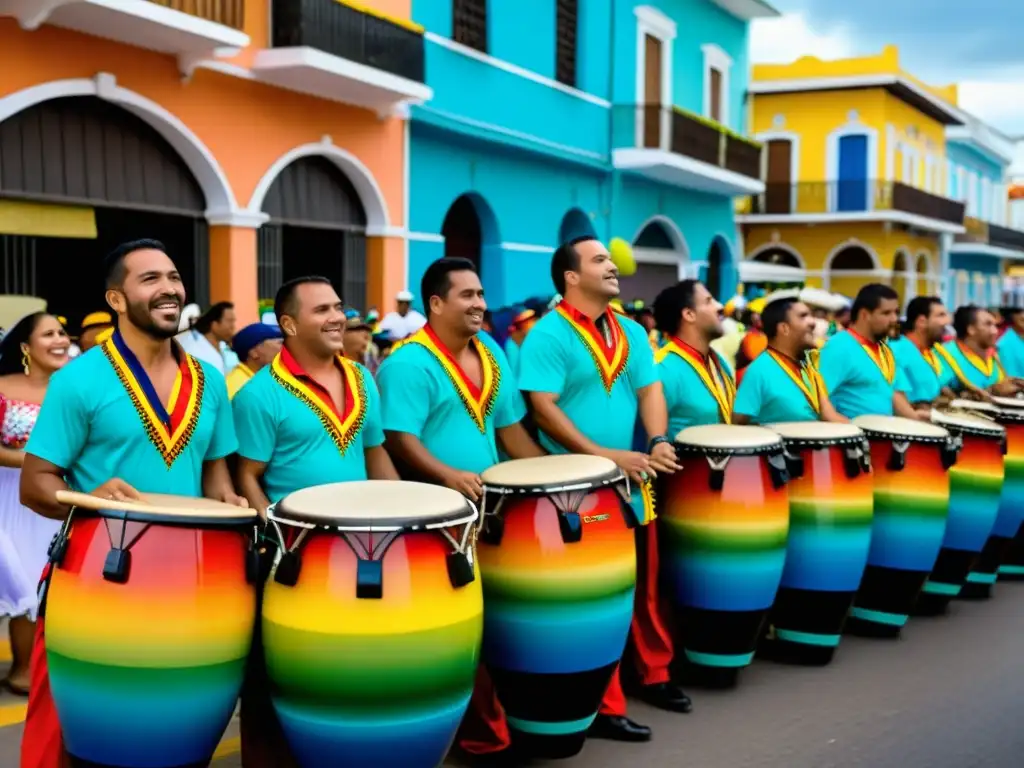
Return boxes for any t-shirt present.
[733,348,823,424]
[997,330,1024,378]
[818,330,911,419]
[656,337,735,438]
[934,341,1006,392]
[889,336,955,405]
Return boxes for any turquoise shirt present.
[818,331,911,419]
[889,336,955,405]
[733,349,820,424]
[503,337,521,380]
[935,341,1004,392]
[656,340,735,438]
[232,348,384,503]
[997,331,1024,378]
[377,327,525,475]
[26,332,236,495]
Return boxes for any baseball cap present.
[232,323,283,360]
[81,311,113,330]
[344,309,371,331]
[396,290,414,302]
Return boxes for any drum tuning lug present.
[446,552,476,588]
[1001,436,1008,456]
[558,511,584,544]
[245,545,262,585]
[842,450,862,479]
[784,453,805,480]
[356,560,384,599]
[887,446,907,472]
[102,548,131,584]
[767,453,789,489]
[48,535,68,567]
[709,468,726,492]
[941,445,958,470]
[478,515,504,546]
[274,552,302,587]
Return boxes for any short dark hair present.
[1002,306,1023,322]
[652,279,700,335]
[953,305,984,339]
[274,276,334,321]
[904,296,942,333]
[851,283,899,323]
[103,239,169,288]
[762,298,799,340]
[420,257,477,312]
[194,302,234,334]
[0,312,49,376]
[551,236,599,295]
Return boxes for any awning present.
[739,260,806,283]
[0,200,97,239]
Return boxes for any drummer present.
[518,236,689,745]
[816,283,923,420]
[888,296,957,407]
[17,240,245,768]
[997,306,1024,377]
[731,293,848,424]
[376,257,545,761]
[231,275,399,768]
[933,305,1024,397]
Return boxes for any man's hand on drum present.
[90,478,141,502]
[648,441,681,474]
[443,469,484,501]
[991,380,1021,398]
[604,449,651,486]
[216,490,250,508]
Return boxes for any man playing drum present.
[517,236,689,745]
[731,294,848,425]
[231,275,400,768]
[935,305,1024,398]
[376,257,545,762]
[889,296,957,408]
[18,240,245,768]
[816,284,924,421]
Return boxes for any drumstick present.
[56,490,257,520]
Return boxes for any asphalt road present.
[3,585,1023,767]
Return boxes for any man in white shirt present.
[377,289,427,341]
[177,301,237,375]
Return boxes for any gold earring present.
[21,349,30,376]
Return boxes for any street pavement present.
[3,584,1024,767]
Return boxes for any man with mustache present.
[231,275,399,767]
[889,296,957,407]
[18,239,245,768]
[935,305,1024,397]
[377,257,544,763]
[517,236,688,746]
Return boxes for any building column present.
[208,221,262,327]
[367,235,407,313]
[938,233,953,306]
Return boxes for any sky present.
[749,0,1024,141]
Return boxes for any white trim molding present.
[736,209,965,235]
[747,240,806,268]
[823,238,882,271]
[246,136,391,234]
[614,147,765,197]
[502,242,553,253]
[631,214,690,257]
[701,44,732,127]
[825,119,880,212]
[707,0,781,20]
[634,5,676,151]
[0,74,243,223]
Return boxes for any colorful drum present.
[663,425,790,679]
[264,481,482,768]
[915,409,1005,614]
[848,415,955,637]
[478,455,636,759]
[992,396,1024,582]
[44,491,258,768]
[765,421,873,664]
[952,398,1024,595]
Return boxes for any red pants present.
[456,665,512,755]
[20,615,67,768]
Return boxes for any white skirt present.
[0,465,60,620]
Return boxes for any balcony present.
[988,224,1024,253]
[1,0,249,73]
[251,0,432,115]
[738,180,966,234]
[612,105,765,197]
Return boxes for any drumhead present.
[674,424,782,454]
[481,454,622,490]
[853,414,948,442]
[932,410,1004,438]
[948,399,999,415]
[273,480,473,529]
[57,490,257,525]
[767,421,864,444]
[993,396,1024,410]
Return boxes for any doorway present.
[837,134,869,212]
[765,139,793,214]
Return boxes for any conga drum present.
[477,455,636,759]
[663,426,790,682]
[263,481,482,768]
[952,398,1024,595]
[766,422,873,664]
[915,409,1005,614]
[848,416,955,637]
[44,491,258,768]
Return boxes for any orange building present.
[0,0,431,326]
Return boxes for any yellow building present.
[736,45,967,305]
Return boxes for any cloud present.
[749,13,856,64]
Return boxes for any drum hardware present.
[782,449,804,480]
[860,438,873,471]
[887,441,910,471]
[942,436,961,470]
[843,445,866,479]
[102,516,153,583]
[706,455,730,491]
[47,510,75,568]
[1001,435,1008,456]
[245,524,261,584]
[767,450,790,489]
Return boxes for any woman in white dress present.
[0,312,70,695]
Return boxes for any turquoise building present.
[406,0,775,309]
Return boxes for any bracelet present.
[648,435,670,452]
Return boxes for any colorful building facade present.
[0,0,428,327]
[737,46,968,305]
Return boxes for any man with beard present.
[816,284,922,420]
[732,295,848,424]
[889,296,957,407]
[18,239,244,768]
[997,306,1024,378]
[934,305,1024,396]
[231,276,398,768]
[376,257,543,763]
[517,236,689,746]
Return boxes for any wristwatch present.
[648,435,670,452]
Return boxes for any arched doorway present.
[915,253,931,298]
[826,244,877,299]
[621,217,687,304]
[558,208,596,244]
[0,96,210,325]
[764,137,795,214]
[256,156,368,308]
[440,193,501,298]
[891,250,910,309]
[752,246,801,268]
[704,236,734,300]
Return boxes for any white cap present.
[178,303,201,332]
[261,311,279,327]
[396,290,414,302]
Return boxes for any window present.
[555,0,578,88]
[453,0,487,53]
[701,44,732,126]
[709,68,722,122]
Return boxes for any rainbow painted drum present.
[478,455,636,759]
[263,481,482,768]
[953,399,1024,596]
[915,409,1005,614]
[663,425,789,680]
[848,415,955,637]
[992,397,1024,582]
[766,422,873,664]
[44,492,258,768]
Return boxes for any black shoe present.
[459,747,525,767]
[587,714,652,742]
[639,682,693,713]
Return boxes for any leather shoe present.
[639,682,693,713]
[587,714,652,742]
